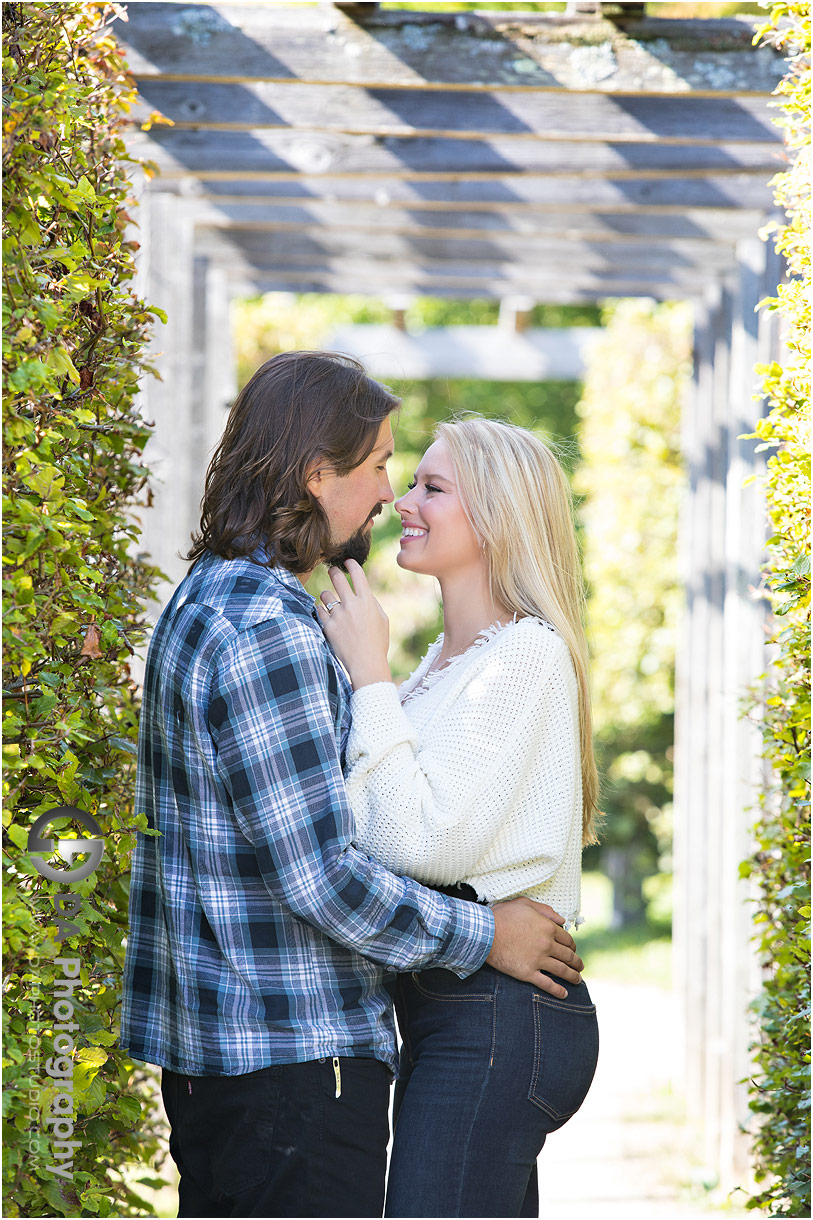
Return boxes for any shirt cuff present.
[433,895,494,979]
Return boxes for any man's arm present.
[209,616,582,996]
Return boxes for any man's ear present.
[306,464,325,500]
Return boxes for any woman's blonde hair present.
[435,416,601,846]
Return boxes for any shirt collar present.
[252,546,316,613]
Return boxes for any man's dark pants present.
[162,1056,391,1217]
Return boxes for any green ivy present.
[741,3,811,1215]
[2,4,166,1215]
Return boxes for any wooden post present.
[134,191,197,607]
[674,280,724,1129]
[675,234,783,1191]
[716,236,782,1191]
[704,278,734,1175]
[191,253,235,487]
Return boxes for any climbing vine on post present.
[3,4,167,1215]
[742,3,811,1216]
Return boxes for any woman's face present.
[394,438,484,580]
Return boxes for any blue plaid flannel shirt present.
[119,552,493,1076]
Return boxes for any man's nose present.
[380,473,395,504]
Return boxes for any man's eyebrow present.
[374,444,394,459]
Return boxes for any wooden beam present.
[216,255,713,298]
[133,81,782,146]
[194,224,739,272]
[321,322,598,380]
[128,128,783,178]
[116,5,784,96]
[229,270,702,303]
[164,173,775,211]
[179,199,767,242]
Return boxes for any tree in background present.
[742,3,811,1214]
[575,299,692,925]
[3,5,165,1215]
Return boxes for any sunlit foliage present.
[741,3,811,1214]
[3,5,165,1215]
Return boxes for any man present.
[120,351,583,1218]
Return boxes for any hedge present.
[2,4,166,1215]
[741,2,811,1215]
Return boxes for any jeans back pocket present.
[528,989,599,1130]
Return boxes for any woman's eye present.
[425,484,442,494]
[406,480,416,490]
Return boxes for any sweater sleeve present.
[345,625,578,887]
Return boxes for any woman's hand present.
[315,560,394,690]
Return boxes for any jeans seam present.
[533,993,597,1016]
[453,1053,494,1215]
[489,972,499,1068]
[530,999,543,1103]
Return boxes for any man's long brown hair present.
[187,351,399,574]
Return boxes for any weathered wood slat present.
[183,199,764,242]
[204,244,713,290]
[133,80,781,145]
[227,264,710,301]
[116,5,784,95]
[322,323,598,381]
[129,128,782,177]
[179,173,775,210]
[195,225,737,271]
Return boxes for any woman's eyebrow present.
[414,472,452,484]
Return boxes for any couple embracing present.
[120,351,600,1219]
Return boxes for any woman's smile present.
[400,524,428,544]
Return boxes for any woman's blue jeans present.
[385,964,599,1218]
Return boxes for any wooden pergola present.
[116,1,787,1194]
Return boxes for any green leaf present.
[45,346,81,386]
[57,271,108,302]
[115,1094,142,1123]
[24,465,65,500]
[6,824,29,850]
[74,174,96,201]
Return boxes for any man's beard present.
[324,504,382,570]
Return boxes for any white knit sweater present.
[345,616,584,926]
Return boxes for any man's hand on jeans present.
[486,897,583,998]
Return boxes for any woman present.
[317,417,601,1219]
